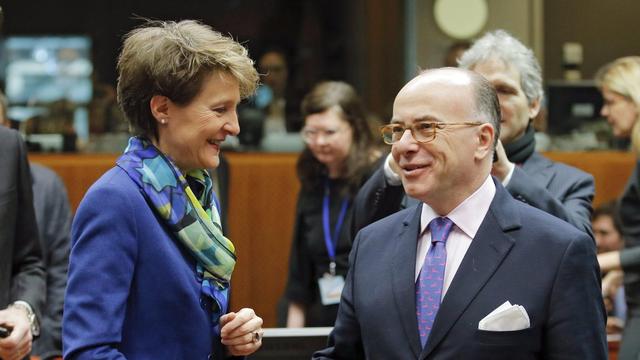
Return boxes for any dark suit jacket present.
[352,152,595,238]
[30,164,72,359]
[315,179,606,360]
[0,127,45,317]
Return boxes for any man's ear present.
[528,97,542,120]
[475,123,495,161]
[150,95,170,124]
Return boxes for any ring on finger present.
[252,330,262,343]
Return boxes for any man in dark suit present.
[0,126,45,359]
[1,90,71,360]
[352,30,594,238]
[314,68,606,359]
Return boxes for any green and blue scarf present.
[116,136,236,330]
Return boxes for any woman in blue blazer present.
[63,20,263,359]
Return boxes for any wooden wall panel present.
[544,151,636,207]
[224,153,300,326]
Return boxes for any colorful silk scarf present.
[116,136,236,326]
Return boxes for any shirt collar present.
[420,175,496,239]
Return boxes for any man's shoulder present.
[531,152,593,180]
[508,194,590,243]
[30,163,65,189]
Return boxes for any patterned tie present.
[416,217,454,347]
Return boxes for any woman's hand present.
[220,308,263,356]
[286,302,305,328]
[598,250,622,273]
[602,270,624,299]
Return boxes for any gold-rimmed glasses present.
[379,121,483,145]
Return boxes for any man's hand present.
[0,307,32,360]
[220,308,263,356]
[491,140,515,182]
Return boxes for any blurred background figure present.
[444,40,470,67]
[1,89,71,360]
[258,49,290,135]
[592,201,626,335]
[284,81,382,328]
[594,201,625,253]
[595,56,640,359]
[237,48,303,149]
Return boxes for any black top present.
[285,178,354,326]
[620,160,640,316]
[285,156,382,326]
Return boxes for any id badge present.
[318,273,345,305]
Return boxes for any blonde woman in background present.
[596,56,640,360]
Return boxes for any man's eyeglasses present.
[379,121,483,145]
[301,127,343,144]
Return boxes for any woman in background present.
[285,81,382,327]
[63,20,263,359]
[596,56,640,360]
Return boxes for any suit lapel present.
[521,152,554,188]
[421,182,521,359]
[391,205,423,358]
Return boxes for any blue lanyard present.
[323,179,349,275]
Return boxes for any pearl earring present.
[160,119,167,124]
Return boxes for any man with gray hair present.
[353,30,594,238]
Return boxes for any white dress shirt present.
[415,175,496,299]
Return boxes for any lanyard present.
[323,179,349,275]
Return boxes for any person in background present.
[237,48,302,147]
[352,30,595,238]
[443,41,470,67]
[595,56,640,360]
[285,81,382,327]
[592,201,626,334]
[0,125,45,360]
[63,20,263,359]
[0,91,71,360]
[258,48,293,134]
[594,201,625,254]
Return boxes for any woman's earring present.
[160,119,167,124]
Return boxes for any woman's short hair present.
[297,81,377,195]
[117,19,259,140]
[459,30,543,106]
[595,56,640,155]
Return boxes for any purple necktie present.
[416,217,453,347]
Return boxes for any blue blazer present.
[315,179,607,360]
[63,166,234,359]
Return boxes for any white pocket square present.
[478,301,530,331]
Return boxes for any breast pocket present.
[471,328,541,360]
